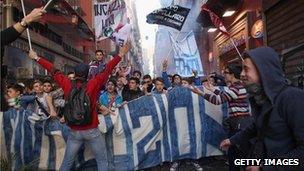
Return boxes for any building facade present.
[206,0,304,87]
[263,0,304,87]
[1,0,95,80]
[126,0,143,73]
[203,0,262,74]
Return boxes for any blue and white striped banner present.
[1,87,227,170]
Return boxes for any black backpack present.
[63,81,91,125]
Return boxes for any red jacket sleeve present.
[37,58,71,97]
[86,55,121,96]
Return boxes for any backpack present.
[63,81,91,125]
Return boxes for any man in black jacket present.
[1,7,45,111]
[1,7,45,53]
[220,47,304,171]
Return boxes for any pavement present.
[143,156,229,171]
[79,155,229,171]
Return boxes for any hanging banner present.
[94,0,127,41]
[146,5,190,31]
[112,23,132,47]
[169,31,204,77]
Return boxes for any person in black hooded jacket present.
[220,47,304,171]
[1,7,46,111]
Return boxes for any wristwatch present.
[20,20,28,28]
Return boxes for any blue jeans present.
[60,128,108,171]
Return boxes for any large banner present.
[1,87,227,170]
[94,0,127,41]
[146,5,190,31]
[170,31,204,77]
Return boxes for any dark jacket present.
[88,60,106,79]
[1,26,21,49]
[230,47,304,170]
[122,86,144,102]
[1,26,22,111]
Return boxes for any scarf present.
[7,97,21,109]
[245,83,268,106]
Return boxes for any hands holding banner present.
[203,77,216,92]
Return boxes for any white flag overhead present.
[112,23,132,47]
[169,31,204,77]
[94,0,127,41]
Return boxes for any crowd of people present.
[1,7,304,171]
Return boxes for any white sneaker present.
[192,162,203,171]
[170,162,179,171]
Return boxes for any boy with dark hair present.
[122,77,144,102]
[67,72,75,80]
[153,77,166,94]
[116,75,128,96]
[133,70,142,80]
[3,83,35,170]
[6,83,24,109]
[142,74,154,93]
[88,49,106,79]
[42,79,53,94]
[181,77,193,87]
[161,60,182,89]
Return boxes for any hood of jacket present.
[245,47,288,104]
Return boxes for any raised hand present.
[127,59,131,66]
[118,41,131,57]
[162,59,168,71]
[23,7,46,24]
[28,50,39,60]
[192,69,198,76]
[142,83,148,94]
